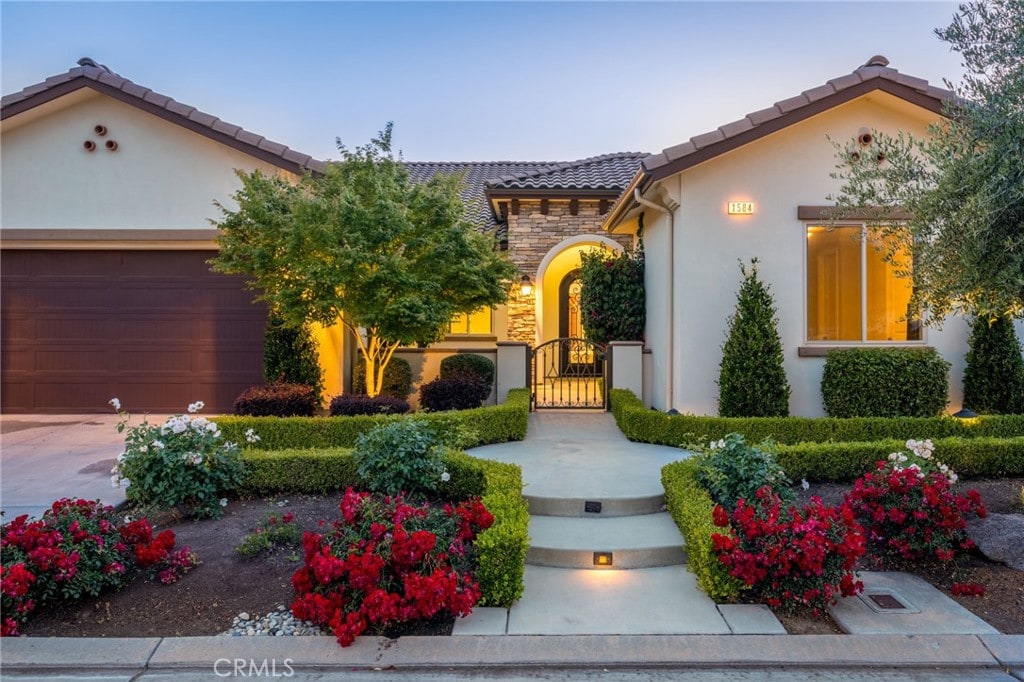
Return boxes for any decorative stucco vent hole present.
[584,501,602,514]
[858,588,920,614]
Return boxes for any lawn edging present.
[238,447,528,608]
[217,388,531,451]
[612,389,1024,481]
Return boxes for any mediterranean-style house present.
[3,56,1012,415]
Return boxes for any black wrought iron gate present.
[532,338,606,409]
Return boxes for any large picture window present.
[806,225,920,342]
[448,308,492,335]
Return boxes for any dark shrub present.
[717,259,790,417]
[440,353,495,391]
[821,348,949,417]
[234,383,319,417]
[329,393,409,417]
[352,357,413,399]
[963,316,1024,414]
[420,375,489,412]
[264,315,324,399]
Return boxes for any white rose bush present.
[110,399,248,518]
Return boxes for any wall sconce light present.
[593,552,613,567]
[520,275,534,296]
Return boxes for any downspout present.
[633,188,675,411]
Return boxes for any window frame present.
[446,307,495,337]
[803,221,925,346]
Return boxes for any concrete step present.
[527,512,686,569]
[526,493,665,518]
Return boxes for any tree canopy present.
[212,124,517,396]
[830,0,1024,322]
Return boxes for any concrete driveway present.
[0,413,169,520]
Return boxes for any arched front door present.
[557,269,597,373]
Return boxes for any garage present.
[1,250,267,414]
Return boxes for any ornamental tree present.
[962,316,1024,414]
[718,259,790,417]
[212,124,516,396]
[830,1,1024,322]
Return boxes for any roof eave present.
[644,78,949,183]
[2,76,325,177]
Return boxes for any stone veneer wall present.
[503,199,633,344]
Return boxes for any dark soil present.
[777,476,1024,635]
[20,479,1024,639]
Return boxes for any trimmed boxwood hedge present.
[821,347,950,418]
[218,389,530,451]
[661,458,742,602]
[610,389,1024,444]
[239,447,528,608]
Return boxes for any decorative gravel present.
[221,605,326,637]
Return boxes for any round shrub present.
[329,393,410,416]
[353,357,413,399]
[352,419,448,497]
[963,316,1024,414]
[697,433,794,511]
[420,375,488,412]
[821,348,949,417]
[234,383,319,417]
[440,353,495,389]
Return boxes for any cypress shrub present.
[579,244,645,343]
[963,316,1024,414]
[352,356,413,399]
[717,259,790,417]
[263,315,324,399]
[821,348,949,417]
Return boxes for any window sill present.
[442,335,498,342]
[798,344,933,357]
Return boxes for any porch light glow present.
[727,201,755,215]
[520,275,534,296]
[593,552,613,567]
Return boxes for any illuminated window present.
[806,225,920,342]
[449,308,492,335]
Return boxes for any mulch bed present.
[19,479,1024,638]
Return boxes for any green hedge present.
[776,437,1024,482]
[821,347,950,417]
[239,447,527,608]
[661,458,742,602]
[610,389,1024,445]
[218,388,530,451]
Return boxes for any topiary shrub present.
[353,356,412,400]
[963,316,1024,414]
[718,259,790,417]
[234,383,319,417]
[420,375,489,412]
[328,393,409,417]
[263,314,324,399]
[441,353,495,390]
[821,348,949,417]
[579,244,645,343]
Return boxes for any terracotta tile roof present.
[1,58,326,176]
[640,56,955,180]
[404,161,555,230]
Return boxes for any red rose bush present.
[711,486,866,616]
[290,488,493,647]
[1,498,197,636]
[844,439,985,563]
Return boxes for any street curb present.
[2,634,1021,673]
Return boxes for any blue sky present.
[2,2,964,162]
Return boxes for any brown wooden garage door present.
[1,250,267,413]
